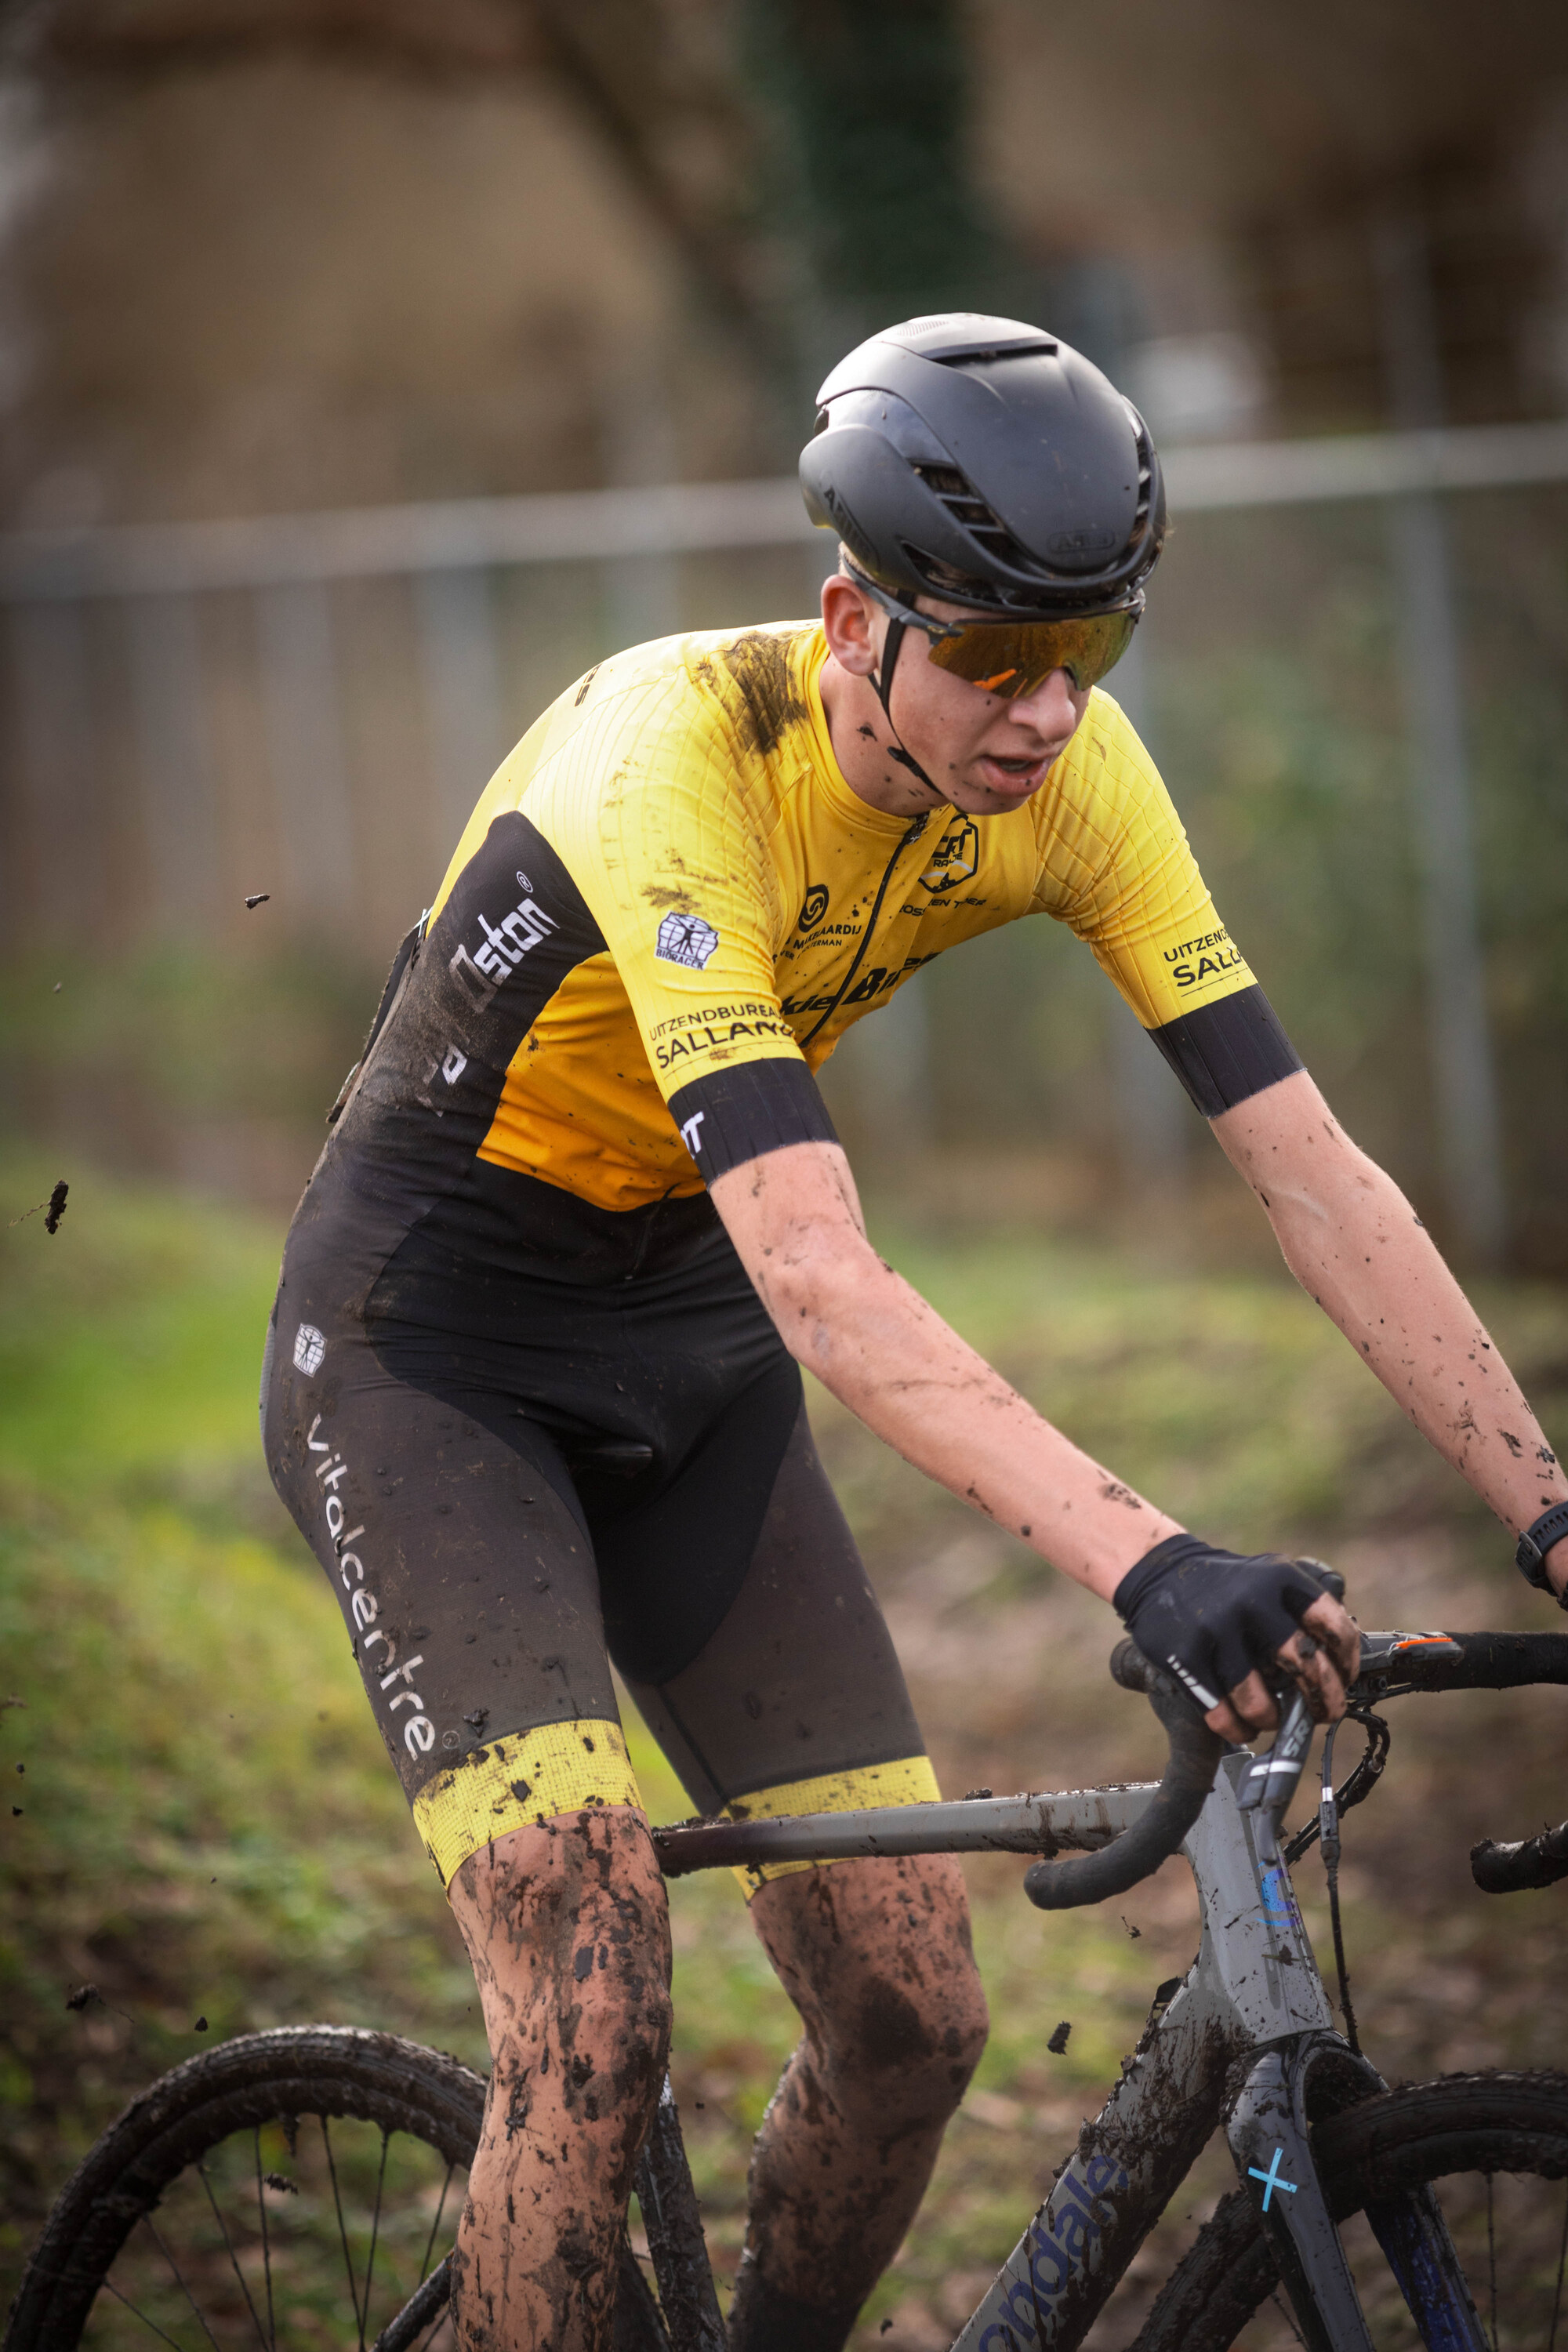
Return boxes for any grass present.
[2,1150,1568,2344]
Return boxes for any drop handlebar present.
[1023,1628,1568,1911]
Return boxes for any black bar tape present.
[668,1058,840,1184]
[1396,1630,1568,1692]
[1145,983,1304,1117]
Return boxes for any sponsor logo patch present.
[292,1323,326,1377]
[920,818,980,896]
[797,883,830,933]
[1167,927,1246,991]
[449,889,560,1008]
[656,912,720,970]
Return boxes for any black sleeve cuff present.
[668,1058,840,1183]
[1145,983,1304,1117]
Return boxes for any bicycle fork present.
[1225,1730,1487,2352]
[1228,2032,1486,2352]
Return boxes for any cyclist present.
[263,314,1568,2352]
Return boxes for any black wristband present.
[1515,1502,1568,1606]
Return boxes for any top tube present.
[652,1782,1155,1876]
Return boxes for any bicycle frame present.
[655,1748,1486,2350]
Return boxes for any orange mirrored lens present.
[927,611,1136,698]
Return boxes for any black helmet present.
[799,313,1165,619]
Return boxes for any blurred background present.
[4,5,1568,2345]
[2,0,1566,1264]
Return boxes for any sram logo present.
[449,891,559,1008]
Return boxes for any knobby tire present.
[5,2025,667,2352]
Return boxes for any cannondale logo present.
[798,884,830,934]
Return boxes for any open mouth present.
[978,750,1052,789]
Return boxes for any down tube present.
[951,1973,1246,2352]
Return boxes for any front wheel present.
[1134,2070,1568,2350]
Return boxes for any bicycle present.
[10,1602,1568,2352]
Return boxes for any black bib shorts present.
[263,1155,936,1891]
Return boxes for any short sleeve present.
[521,662,840,1179]
[1036,691,1303,1115]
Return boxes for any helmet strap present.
[871,615,941,797]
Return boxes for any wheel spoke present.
[197,2159,270,2352]
[19,2032,484,2352]
[359,2129,391,2347]
[419,2163,456,2286]
[138,2214,224,2352]
[1486,2172,1497,2352]
[1548,2179,1568,2352]
[103,2272,205,2350]
[321,2112,368,2343]
[1268,2286,1308,2347]
[253,2129,276,2351]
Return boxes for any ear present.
[821,573,881,678]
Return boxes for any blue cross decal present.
[1247,2146,1299,2212]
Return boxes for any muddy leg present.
[446,1805,673,2352]
[729,1853,989,2352]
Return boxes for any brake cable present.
[1282,1705,1388,2056]
[1283,1705,1390,1862]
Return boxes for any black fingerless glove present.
[1114,1534,1334,1718]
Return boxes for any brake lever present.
[1233,1563,1352,1824]
[1236,1686,1315,1820]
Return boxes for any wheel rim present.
[79,2112,466,2350]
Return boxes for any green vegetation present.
[3,1155,1567,2342]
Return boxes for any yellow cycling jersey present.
[423,620,1293,1214]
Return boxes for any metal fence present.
[3,417,1566,1256]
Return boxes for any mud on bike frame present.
[621,1620,1568,2352]
[417,1617,1568,2352]
[13,1617,1568,2352]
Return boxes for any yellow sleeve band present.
[413,1717,642,1889]
[723,1754,942,1896]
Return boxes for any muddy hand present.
[1115,1534,1361,1748]
[1212,1592,1361,1743]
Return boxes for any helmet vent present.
[911,463,1036,574]
[912,463,968,497]
[1127,406,1157,545]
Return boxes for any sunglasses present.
[923,607,1138,699]
[850,568,1140,699]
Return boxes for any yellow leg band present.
[724,1755,942,1896]
[413,1718,641,1889]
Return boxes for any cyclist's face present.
[822,575,1092,815]
[892,598,1092,813]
